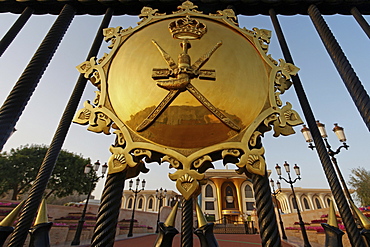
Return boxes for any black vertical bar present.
[269,8,365,247]
[7,7,115,247]
[29,222,53,247]
[0,7,34,57]
[0,4,76,151]
[307,4,370,131]
[181,198,193,247]
[251,173,281,247]
[91,171,126,247]
[350,7,370,39]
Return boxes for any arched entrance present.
[221,182,239,223]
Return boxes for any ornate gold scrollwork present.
[133,149,152,159]
[253,28,271,53]
[73,101,112,134]
[174,1,202,14]
[113,130,125,146]
[214,9,238,25]
[162,155,181,169]
[139,7,159,20]
[193,155,212,169]
[249,131,262,147]
[221,149,240,159]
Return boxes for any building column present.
[283,193,292,214]
[209,178,226,223]
[319,194,327,208]
[230,178,246,216]
[295,193,304,212]
[307,193,315,210]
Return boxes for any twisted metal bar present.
[7,8,114,246]
[0,7,34,57]
[252,173,281,247]
[6,5,76,246]
[350,7,370,39]
[269,8,365,247]
[0,4,75,151]
[91,171,126,247]
[181,198,193,247]
[308,4,370,131]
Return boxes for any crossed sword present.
[136,39,241,132]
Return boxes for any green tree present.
[0,144,97,200]
[349,167,370,206]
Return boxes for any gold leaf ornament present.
[169,169,204,200]
[236,147,266,176]
[107,146,138,174]
[246,148,266,176]
[177,0,200,12]
[139,7,159,19]
[281,103,303,127]
[73,101,94,125]
[87,112,112,134]
[278,59,300,80]
[272,103,303,137]
[76,57,97,77]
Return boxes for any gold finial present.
[195,201,208,228]
[349,200,370,230]
[327,200,338,228]
[34,199,49,226]
[0,201,25,227]
[164,201,179,227]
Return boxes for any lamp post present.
[301,121,353,203]
[155,187,167,233]
[270,178,287,240]
[127,177,146,237]
[276,162,311,247]
[71,160,107,246]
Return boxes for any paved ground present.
[112,233,300,247]
[113,233,261,247]
[63,233,320,247]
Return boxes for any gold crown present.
[169,16,207,40]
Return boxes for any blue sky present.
[0,10,369,202]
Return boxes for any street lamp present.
[71,160,107,245]
[155,187,167,233]
[276,162,311,247]
[270,178,287,240]
[127,177,146,237]
[301,122,352,202]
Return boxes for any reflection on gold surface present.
[108,19,269,149]
[127,105,241,148]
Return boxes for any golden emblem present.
[137,16,240,132]
[73,1,302,200]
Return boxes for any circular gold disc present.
[108,18,269,149]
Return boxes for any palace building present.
[121,190,180,213]
[121,169,334,224]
